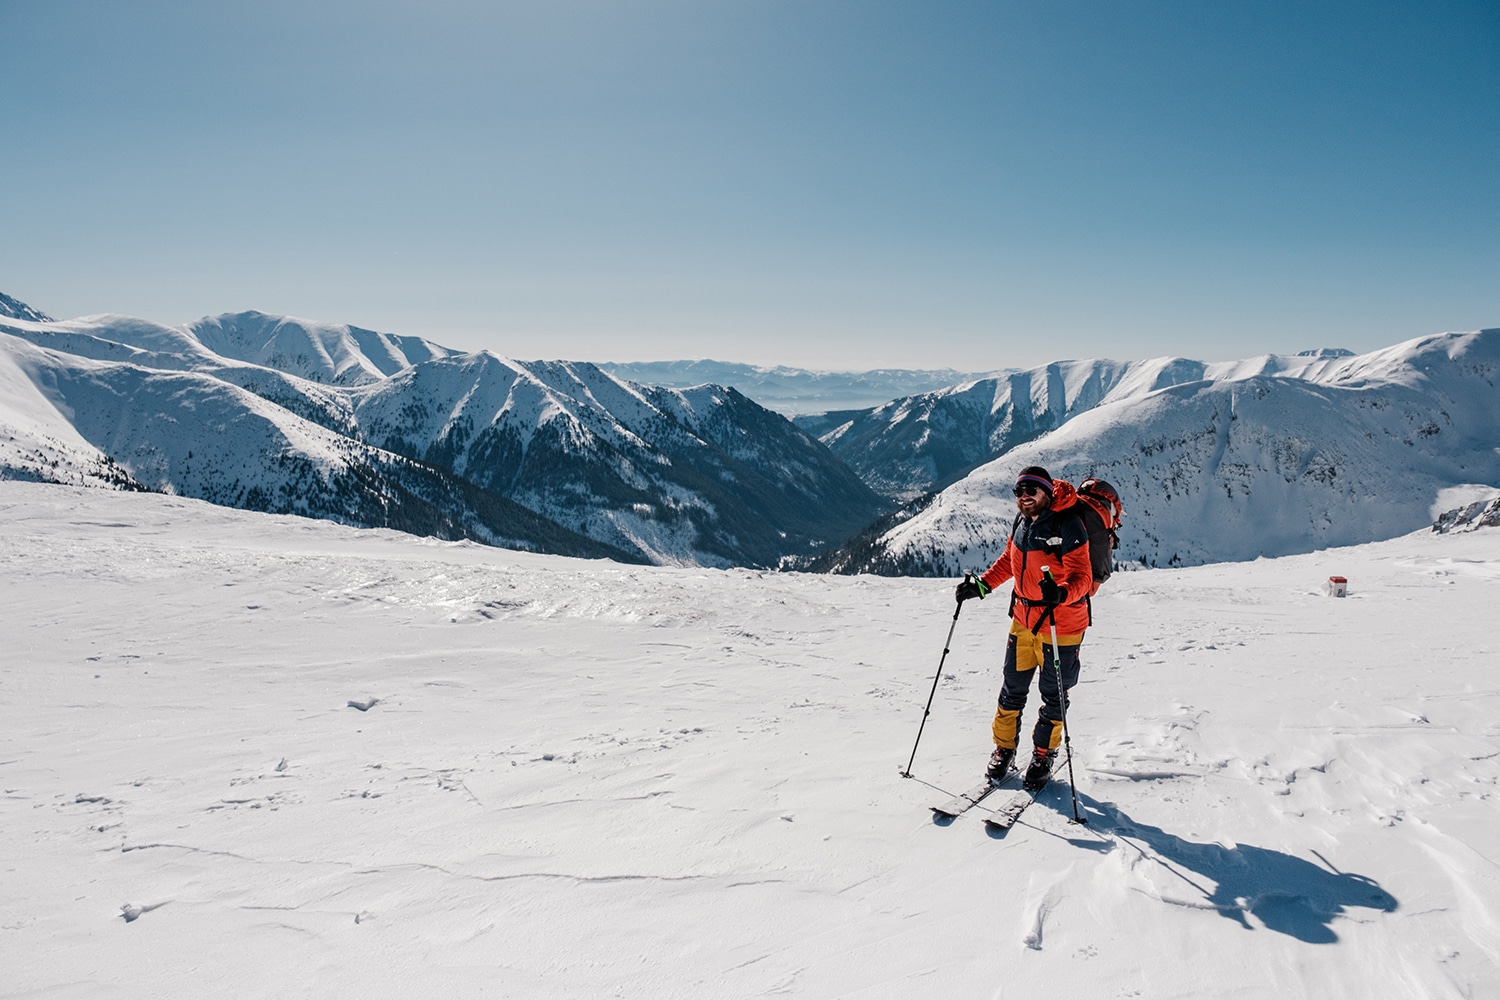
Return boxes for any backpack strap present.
[1030,602,1057,636]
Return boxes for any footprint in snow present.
[347,698,380,712]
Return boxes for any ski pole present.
[900,578,967,779]
[1042,569,1086,825]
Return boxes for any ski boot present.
[1023,746,1057,790]
[986,746,1016,784]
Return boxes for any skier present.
[955,466,1094,790]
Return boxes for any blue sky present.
[3,1,1497,370]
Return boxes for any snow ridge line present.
[119,843,257,861]
[349,862,787,887]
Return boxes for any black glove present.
[955,576,989,603]
[1038,574,1067,606]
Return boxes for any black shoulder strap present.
[1007,513,1024,621]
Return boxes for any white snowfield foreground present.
[2,481,1498,999]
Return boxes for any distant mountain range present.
[0,300,883,567]
[598,359,1001,416]
[4,291,1496,573]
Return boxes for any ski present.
[984,776,1050,831]
[930,780,1000,819]
[983,788,1039,830]
[930,757,1023,819]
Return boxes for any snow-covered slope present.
[0,336,140,489]
[0,332,634,561]
[815,330,1500,573]
[4,482,1499,998]
[351,353,885,566]
[0,302,881,567]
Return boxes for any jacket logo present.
[1047,536,1063,546]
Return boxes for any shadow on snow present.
[1046,790,1399,944]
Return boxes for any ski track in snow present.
[3,482,1500,998]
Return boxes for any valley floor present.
[2,482,1498,999]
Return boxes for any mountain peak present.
[0,292,54,323]
[189,311,463,385]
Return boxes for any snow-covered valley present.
[4,481,1499,998]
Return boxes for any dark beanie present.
[1015,466,1054,495]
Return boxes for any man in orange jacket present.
[954,465,1094,790]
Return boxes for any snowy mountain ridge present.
[809,328,1500,574]
[794,343,1448,500]
[0,299,882,567]
[0,330,636,561]
[4,308,462,385]
[191,311,464,385]
[5,289,1497,573]
[0,291,53,323]
[345,351,883,566]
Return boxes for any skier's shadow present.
[1053,791,1399,944]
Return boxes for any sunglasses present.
[1012,484,1046,497]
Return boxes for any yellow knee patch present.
[992,707,1021,748]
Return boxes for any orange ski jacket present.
[978,480,1095,637]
